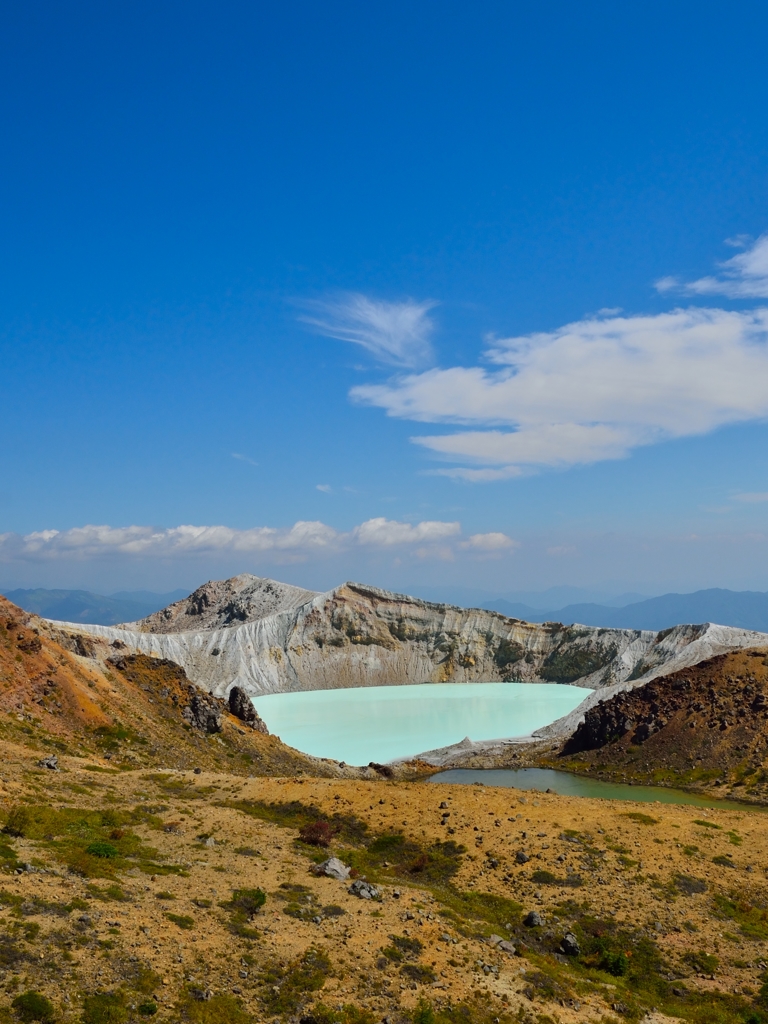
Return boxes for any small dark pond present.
[430,767,761,810]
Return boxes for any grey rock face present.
[348,880,380,900]
[498,940,516,954]
[523,911,543,927]
[313,857,351,881]
[38,754,59,770]
[124,574,318,633]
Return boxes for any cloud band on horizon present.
[0,520,516,563]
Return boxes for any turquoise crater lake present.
[253,683,590,765]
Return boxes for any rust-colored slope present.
[0,595,114,738]
[555,646,768,799]
[0,595,424,779]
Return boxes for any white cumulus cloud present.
[461,532,518,551]
[352,517,460,546]
[351,306,768,478]
[656,234,768,299]
[299,293,436,367]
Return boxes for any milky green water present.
[253,682,590,765]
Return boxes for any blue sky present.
[2,0,768,597]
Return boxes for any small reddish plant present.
[299,820,336,847]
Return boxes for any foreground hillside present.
[43,576,768,713]
[1,749,768,1024]
[5,593,768,1023]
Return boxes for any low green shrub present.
[683,950,720,974]
[11,991,55,1023]
[260,947,331,1015]
[81,991,127,1024]
[165,913,194,930]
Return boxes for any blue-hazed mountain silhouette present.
[3,588,189,626]
[486,588,768,632]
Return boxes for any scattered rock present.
[17,633,43,655]
[488,934,505,945]
[313,857,351,881]
[523,911,543,927]
[498,940,516,954]
[560,932,580,956]
[37,754,59,770]
[193,767,202,774]
[348,880,380,900]
[515,851,530,864]
[190,989,212,1002]
[183,693,223,733]
[56,633,92,658]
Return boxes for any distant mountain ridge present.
[486,588,768,633]
[8,584,768,633]
[4,588,189,626]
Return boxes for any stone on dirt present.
[348,879,380,900]
[313,857,351,881]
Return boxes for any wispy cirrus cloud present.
[0,519,515,563]
[299,293,436,367]
[351,306,768,480]
[733,492,768,504]
[231,452,259,466]
[656,234,768,299]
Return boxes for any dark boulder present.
[228,686,269,733]
[183,693,223,733]
[560,932,580,956]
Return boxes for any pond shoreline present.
[427,765,768,810]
